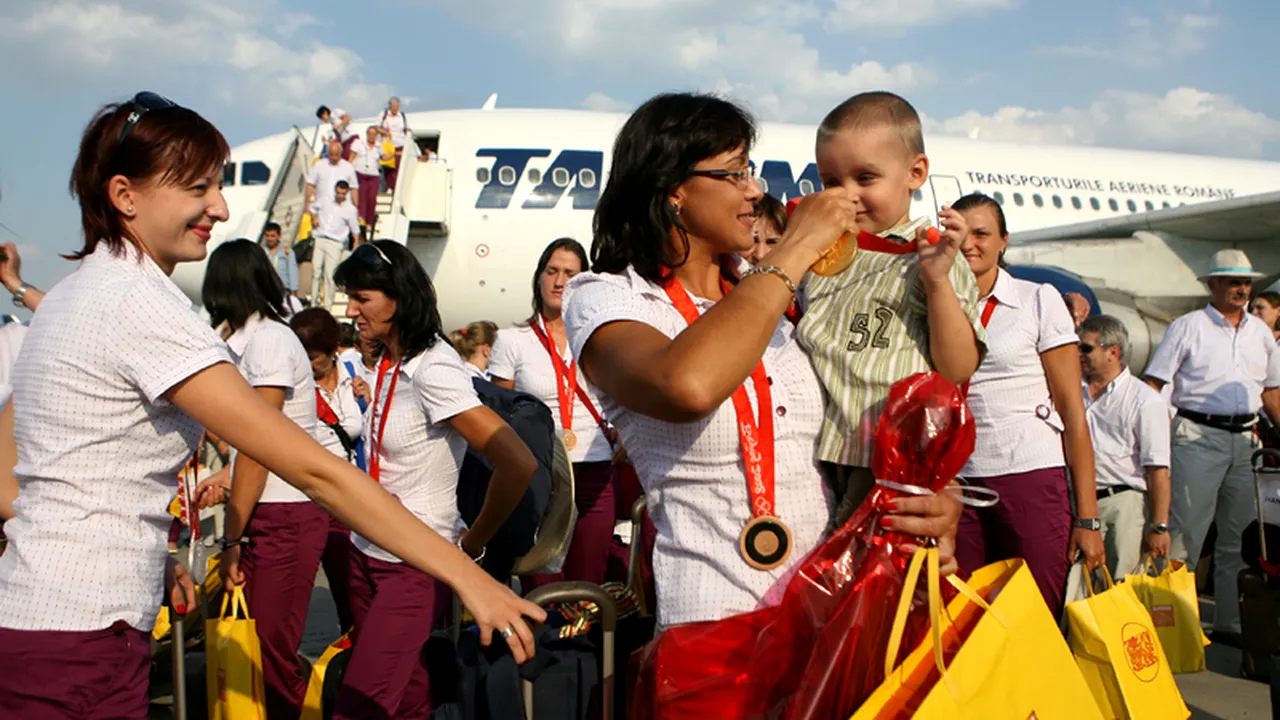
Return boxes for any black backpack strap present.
[327,421,357,462]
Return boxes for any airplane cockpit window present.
[1071,196,1082,210]
[528,169,542,184]
[993,191,1005,205]
[1013,193,1024,207]
[476,167,491,184]
[1108,198,1120,211]
[1033,194,1044,208]
[241,161,271,186]
[1052,195,1063,209]
[1090,197,1101,210]
[222,163,236,187]
[579,168,598,188]
[498,166,518,186]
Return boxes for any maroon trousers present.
[955,466,1073,617]
[524,461,619,591]
[241,501,328,720]
[335,548,452,720]
[0,621,150,719]
[322,514,354,633]
[356,172,380,229]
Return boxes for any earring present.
[672,203,682,215]
[126,206,134,215]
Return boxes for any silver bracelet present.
[457,535,487,564]
[741,263,797,295]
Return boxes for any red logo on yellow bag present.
[1149,604,1175,627]
[1121,623,1161,682]
[217,668,227,701]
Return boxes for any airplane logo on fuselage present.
[473,149,819,210]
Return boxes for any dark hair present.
[333,240,443,360]
[531,238,588,320]
[290,307,341,356]
[336,180,350,191]
[449,321,499,359]
[316,105,331,120]
[263,221,282,235]
[754,194,787,235]
[338,322,360,349]
[68,97,230,260]
[951,192,1009,269]
[817,91,925,156]
[202,239,288,330]
[592,93,757,283]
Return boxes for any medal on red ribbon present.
[530,318,580,451]
[368,355,401,481]
[663,276,791,571]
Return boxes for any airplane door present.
[930,174,964,213]
[910,185,936,225]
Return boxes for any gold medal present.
[738,515,792,571]
[563,428,577,451]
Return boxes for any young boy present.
[796,91,987,528]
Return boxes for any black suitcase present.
[1239,449,1280,682]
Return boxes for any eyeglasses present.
[116,91,179,152]
[689,161,757,189]
[1079,343,1113,355]
[352,242,394,267]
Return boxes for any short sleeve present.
[111,281,231,403]
[306,165,319,186]
[1265,336,1280,388]
[414,346,482,425]
[563,272,660,363]
[488,328,522,381]
[1035,284,1079,353]
[1144,316,1190,384]
[1137,390,1172,468]
[239,324,297,389]
[947,259,989,352]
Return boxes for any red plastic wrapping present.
[632,372,975,719]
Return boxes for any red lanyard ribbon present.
[961,296,999,397]
[368,356,401,481]
[315,388,340,426]
[528,318,580,433]
[662,278,777,518]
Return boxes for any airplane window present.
[578,168,598,189]
[241,161,271,186]
[222,163,236,187]
[798,179,816,195]
[1145,200,1155,211]
[527,169,542,184]
[551,167,571,188]
[1052,195,1063,209]
[498,166,517,186]
[993,191,1004,205]
[1090,197,1101,210]
[476,167,491,184]
[1108,198,1119,211]
[1013,193,1024,206]
[757,177,770,193]
[1162,201,1172,208]
[1126,199,1138,212]
[1071,196,1082,210]
[912,189,923,202]
[1033,194,1044,208]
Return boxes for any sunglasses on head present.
[116,91,179,152]
[351,242,394,267]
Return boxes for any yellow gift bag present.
[300,632,354,720]
[206,585,266,720]
[1124,557,1209,674]
[1066,565,1190,720]
[853,553,1103,720]
[379,140,397,168]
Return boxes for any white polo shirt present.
[1145,305,1280,416]
[962,270,1079,479]
[349,136,384,177]
[311,199,360,243]
[340,348,378,388]
[379,110,411,149]
[352,341,482,563]
[0,243,230,632]
[563,266,834,629]
[1083,367,1171,491]
[225,314,319,504]
[0,321,28,407]
[307,159,359,207]
[489,324,612,464]
[317,361,365,460]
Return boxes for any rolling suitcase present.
[1239,448,1280,681]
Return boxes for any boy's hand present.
[917,206,967,285]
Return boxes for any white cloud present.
[927,87,1280,158]
[825,0,1019,34]
[1039,10,1220,69]
[0,0,394,120]
[582,92,633,113]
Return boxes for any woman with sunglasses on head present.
[0,93,544,719]
[332,240,538,719]
[561,93,960,631]
[202,239,336,719]
[489,237,625,590]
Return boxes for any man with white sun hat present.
[1144,248,1280,643]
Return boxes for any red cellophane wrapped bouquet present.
[631,371,976,719]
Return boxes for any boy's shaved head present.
[817,91,925,156]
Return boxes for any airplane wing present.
[1010,189,1280,244]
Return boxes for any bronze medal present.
[563,428,578,451]
[738,515,792,571]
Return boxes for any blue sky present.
[1,0,1277,306]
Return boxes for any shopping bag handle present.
[1141,554,1171,578]
[218,584,251,620]
[1081,563,1116,597]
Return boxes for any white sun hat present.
[1198,248,1268,281]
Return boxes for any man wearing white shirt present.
[306,139,359,211]
[1145,249,1280,641]
[348,126,385,227]
[310,182,360,309]
[1079,315,1171,580]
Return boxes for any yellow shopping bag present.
[1124,556,1209,673]
[296,211,313,242]
[300,632,354,720]
[1066,565,1190,720]
[206,585,266,720]
[853,553,1103,720]
[379,140,397,168]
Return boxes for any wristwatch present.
[1149,522,1170,534]
[1074,517,1102,531]
[11,282,32,308]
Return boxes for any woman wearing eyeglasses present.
[951,193,1100,618]
[0,93,544,719]
[331,240,538,719]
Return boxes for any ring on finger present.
[500,626,515,640]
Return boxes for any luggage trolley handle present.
[522,581,617,720]
[1251,449,1280,563]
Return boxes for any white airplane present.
[172,99,1280,371]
